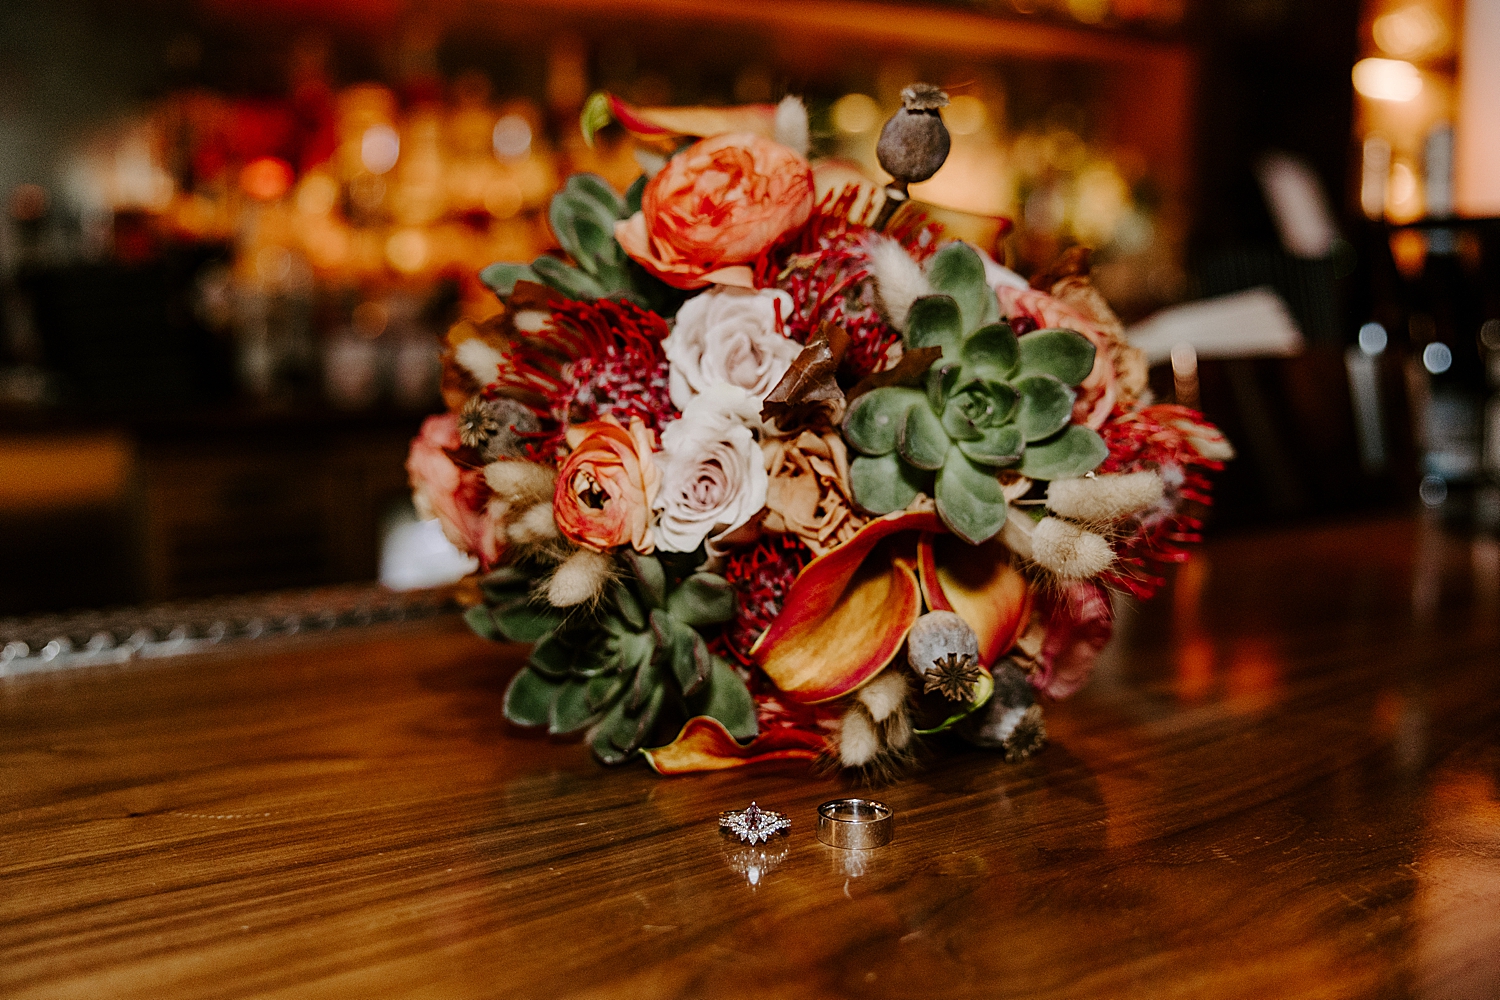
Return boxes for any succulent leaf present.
[850,452,929,514]
[1015,374,1076,442]
[623,550,667,608]
[549,680,595,735]
[1017,424,1109,480]
[1017,328,1096,386]
[936,453,1010,544]
[611,579,646,630]
[843,386,924,456]
[479,262,542,297]
[612,684,665,754]
[686,657,759,740]
[940,379,1017,441]
[924,241,999,332]
[904,295,965,359]
[528,630,577,678]
[586,673,627,713]
[925,361,962,413]
[961,323,1020,381]
[957,423,1023,466]
[626,648,663,714]
[591,698,633,764]
[503,667,562,727]
[531,254,607,301]
[666,573,736,626]
[899,403,950,470]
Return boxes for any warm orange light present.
[1353,58,1424,102]
[240,157,294,202]
[1373,5,1446,60]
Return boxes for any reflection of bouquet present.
[407,86,1232,774]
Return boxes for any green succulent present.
[466,551,757,765]
[843,241,1109,544]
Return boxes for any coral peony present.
[407,413,503,567]
[663,286,801,408]
[761,429,866,555]
[554,415,661,553]
[614,132,814,290]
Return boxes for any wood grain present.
[3,517,1499,1000]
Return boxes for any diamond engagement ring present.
[816,798,895,850]
[718,801,791,844]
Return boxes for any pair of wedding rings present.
[719,798,894,850]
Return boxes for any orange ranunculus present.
[553,415,660,553]
[614,132,814,291]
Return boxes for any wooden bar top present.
[3,517,1499,999]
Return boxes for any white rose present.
[663,286,802,409]
[653,383,768,552]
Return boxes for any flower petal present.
[917,532,1032,666]
[753,509,940,702]
[605,93,780,141]
[643,716,825,773]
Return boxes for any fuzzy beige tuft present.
[883,704,913,751]
[1000,506,1035,560]
[837,705,881,768]
[774,96,810,157]
[868,236,933,331]
[1046,471,1164,523]
[1031,517,1115,579]
[485,461,556,506]
[856,670,909,723]
[546,548,612,607]
[454,339,505,387]
[507,502,561,546]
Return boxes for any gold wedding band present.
[816,798,894,850]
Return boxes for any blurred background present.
[0,0,1496,625]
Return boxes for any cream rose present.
[663,286,801,410]
[653,383,768,552]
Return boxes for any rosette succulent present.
[469,550,757,764]
[842,242,1108,543]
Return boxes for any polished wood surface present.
[3,517,1499,999]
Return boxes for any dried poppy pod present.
[873,83,952,229]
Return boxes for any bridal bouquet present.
[407,86,1231,773]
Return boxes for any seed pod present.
[876,84,952,185]
[906,610,979,677]
[458,396,540,461]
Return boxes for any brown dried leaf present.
[1029,245,1092,290]
[760,323,850,427]
[844,346,943,404]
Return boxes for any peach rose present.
[407,414,503,567]
[762,430,866,556]
[554,415,661,553]
[994,283,1147,430]
[614,132,814,290]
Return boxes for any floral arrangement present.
[407,86,1232,774]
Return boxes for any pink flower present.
[614,133,814,290]
[407,414,502,568]
[1030,580,1113,699]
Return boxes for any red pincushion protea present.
[484,296,676,461]
[1098,404,1226,599]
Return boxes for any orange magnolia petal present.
[918,532,1032,666]
[754,509,940,703]
[643,716,826,774]
[607,93,779,141]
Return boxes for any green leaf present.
[531,255,606,301]
[940,379,1017,441]
[612,683,665,754]
[623,550,666,608]
[479,262,541,297]
[961,323,1020,381]
[904,295,965,359]
[503,667,562,727]
[898,402,950,471]
[687,657,759,740]
[611,579,645,631]
[624,175,646,215]
[925,241,998,332]
[914,668,994,734]
[1017,328,1096,386]
[495,603,565,644]
[842,386,924,456]
[626,644,663,714]
[957,423,1023,466]
[528,631,575,678]
[1017,424,1109,480]
[650,609,711,697]
[666,573,736,626]
[935,453,1009,544]
[851,452,930,515]
[580,91,614,147]
[925,361,962,414]
[549,680,596,735]
[590,697,633,764]
[1015,374,1076,443]
[609,628,656,677]
[463,605,502,642]
[586,672,627,713]
[565,173,627,219]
